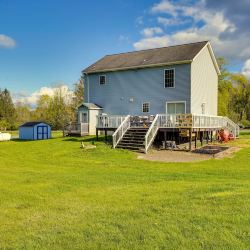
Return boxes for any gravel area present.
[137,147,241,163]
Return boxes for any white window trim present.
[164,68,175,88]
[142,102,150,113]
[99,75,106,85]
[166,101,186,114]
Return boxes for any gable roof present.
[78,103,102,109]
[20,121,50,127]
[83,41,214,74]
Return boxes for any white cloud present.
[242,59,250,79]
[13,85,74,106]
[134,36,169,50]
[151,1,177,16]
[157,17,189,26]
[133,0,249,58]
[0,34,16,48]
[141,27,164,37]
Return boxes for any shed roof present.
[20,121,50,127]
[78,103,103,109]
[83,41,210,74]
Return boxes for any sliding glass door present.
[166,102,186,114]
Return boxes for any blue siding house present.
[68,41,239,152]
[19,122,51,140]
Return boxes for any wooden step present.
[118,142,144,147]
[117,144,144,150]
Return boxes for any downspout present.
[86,73,90,103]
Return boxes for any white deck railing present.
[64,122,89,135]
[145,114,159,153]
[97,115,127,128]
[112,115,131,148]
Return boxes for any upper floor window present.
[99,75,106,85]
[164,69,175,88]
[142,102,150,113]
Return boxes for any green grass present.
[0,133,249,249]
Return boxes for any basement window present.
[164,69,175,88]
[99,75,106,85]
[142,102,150,113]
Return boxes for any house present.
[65,41,239,152]
[19,122,51,140]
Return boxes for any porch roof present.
[78,102,103,110]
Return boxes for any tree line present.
[0,79,84,130]
[217,58,250,126]
[0,59,250,131]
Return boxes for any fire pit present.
[193,145,229,155]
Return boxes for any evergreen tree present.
[0,88,16,129]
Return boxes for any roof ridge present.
[104,40,209,57]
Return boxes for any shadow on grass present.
[62,136,113,145]
[11,137,58,142]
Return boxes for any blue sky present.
[0,0,250,104]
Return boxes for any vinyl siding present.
[191,45,218,115]
[84,64,191,115]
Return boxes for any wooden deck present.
[96,114,240,153]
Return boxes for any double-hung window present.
[99,75,106,85]
[142,102,150,113]
[164,69,175,88]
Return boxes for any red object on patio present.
[218,129,230,142]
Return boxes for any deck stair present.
[116,127,149,151]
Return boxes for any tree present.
[0,88,16,129]
[231,74,250,122]
[217,57,234,117]
[35,94,51,121]
[15,102,32,124]
[73,78,84,106]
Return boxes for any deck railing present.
[64,122,89,136]
[158,114,193,128]
[97,115,127,128]
[112,115,131,148]
[144,114,159,153]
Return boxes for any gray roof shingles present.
[83,41,208,74]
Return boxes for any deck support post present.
[206,130,209,144]
[105,129,107,141]
[164,130,167,149]
[189,128,192,151]
[200,131,203,147]
[96,128,99,141]
[210,131,213,142]
[194,132,197,148]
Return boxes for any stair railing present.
[223,117,240,138]
[112,115,131,148]
[144,114,159,153]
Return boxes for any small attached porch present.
[64,103,103,136]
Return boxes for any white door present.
[166,102,186,114]
[80,112,89,134]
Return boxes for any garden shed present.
[19,122,51,140]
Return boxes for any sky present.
[0,0,250,105]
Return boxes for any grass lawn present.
[0,132,249,249]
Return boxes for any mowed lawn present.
[0,133,249,250]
